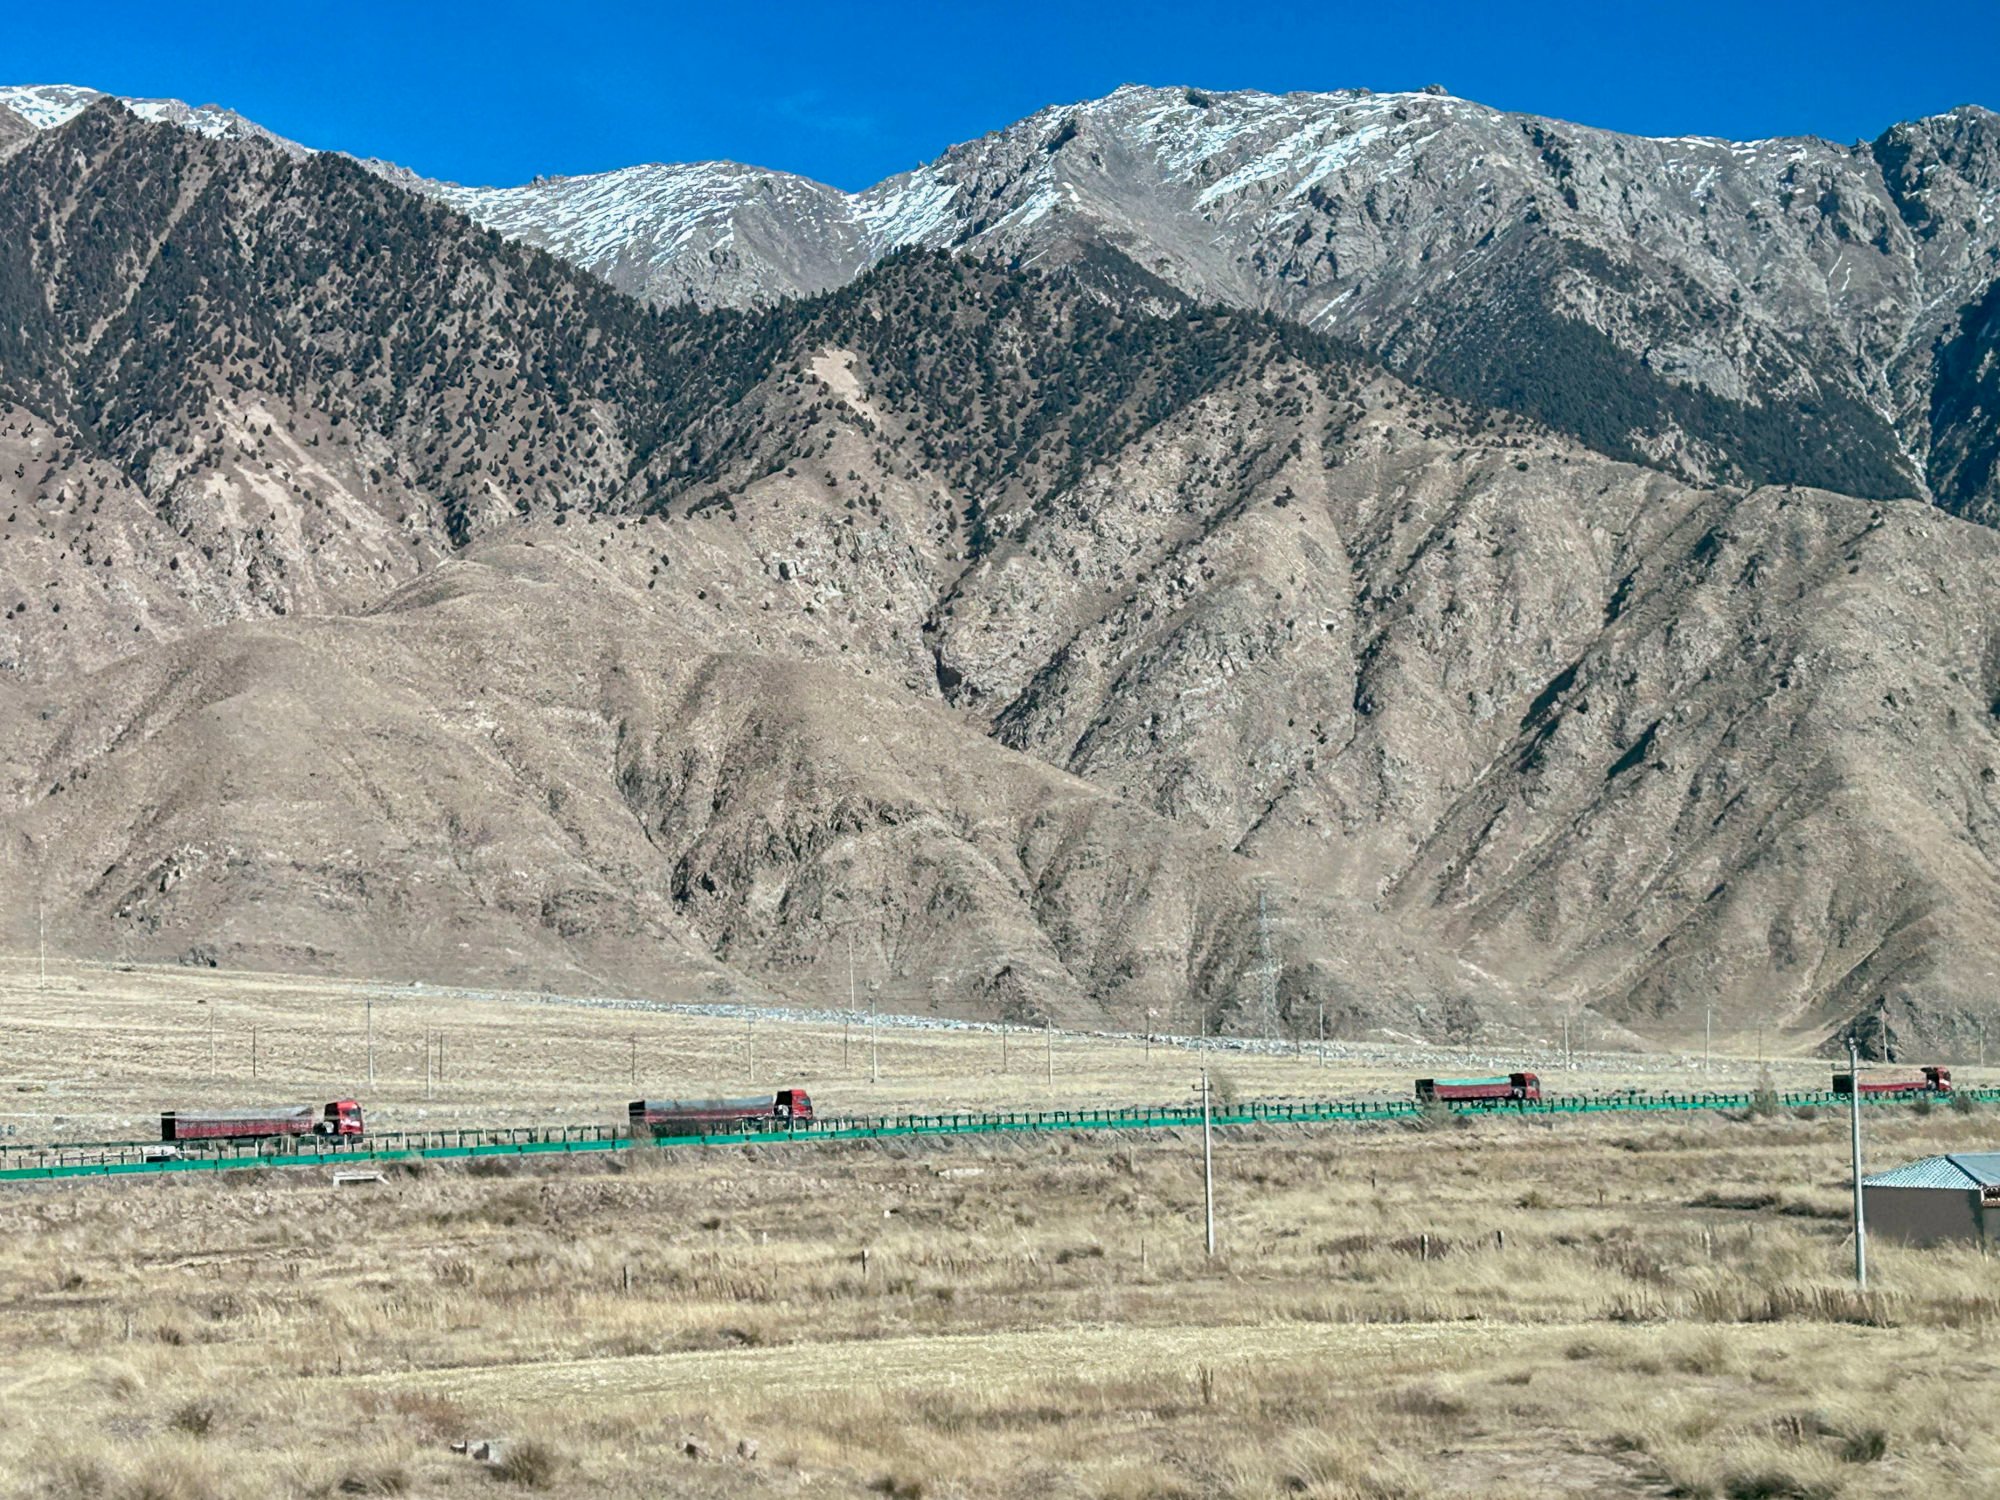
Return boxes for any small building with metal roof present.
[1862,1153,2000,1246]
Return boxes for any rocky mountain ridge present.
[8,80,1999,529]
[0,99,1997,1056]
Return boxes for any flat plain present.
[1,956,1995,1498]
[0,956,1885,1142]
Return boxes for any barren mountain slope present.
[729,268,2000,1046]
[9,328,2000,1046]
[3,106,2000,1049]
[923,366,2000,1046]
[0,539,1473,1033]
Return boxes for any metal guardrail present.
[1,1086,1990,1184]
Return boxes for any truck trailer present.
[1414,1073,1541,1104]
[1832,1066,1951,1097]
[628,1089,815,1137]
[159,1099,366,1145]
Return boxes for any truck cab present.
[317,1100,366,1137]
[773,1089,814,1123]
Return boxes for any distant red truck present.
[1831,1066,1951,1097]
[629,1089,815,1137]
[160,1099,366,1145]
[1415,1073,1542,1105]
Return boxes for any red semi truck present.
[628,1089,815,1137]
[1415,1073,1542,1105]
[1831,1066,1951,1096]
[159,1099,366,1146]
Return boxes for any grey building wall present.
[1864,1184,1982,1246]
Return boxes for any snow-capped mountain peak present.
[3,78,1996,523]
[395,157,870,308]
[0,83,308,155]
[0,82,105,129]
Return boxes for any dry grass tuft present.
[329,1461,410,1496]
[491,1439,560,1489]
[164,1402,217,1439]
[1087,1461,1202,1500]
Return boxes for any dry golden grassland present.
[0,957,1922,1144]
[3,957,1997,1497]
[3,1090,2000,1497]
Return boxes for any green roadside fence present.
[1,1085,1989,1185]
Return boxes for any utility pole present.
[1562,1014,1570,1070]
[870,992,879,1085]
[845,931,857,1078]
[425,1031,434,1100]
[1318,1003,1326,1068]
[1044,1016,1053,1088]
[1256,892,1279,1041]
[366,999,375,1088]
[251,1025,258,1082]
[746,1018,755,1083]
[1847,1033,1868,1289]
[1200,1067,1216,1258]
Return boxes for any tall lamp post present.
[830,905,878,1085]
[1847,1033,1868,1290]
[1200,1067,1216,1258]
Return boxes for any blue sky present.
[7,1,1995,190]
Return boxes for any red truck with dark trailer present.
[1415,1073,1541,1105]
[629,1089,815,1137]
[1832,1066,1951,1097]
[159,1099,366,1146]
